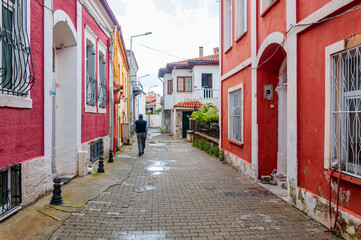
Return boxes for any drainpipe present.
[108,26,117,163]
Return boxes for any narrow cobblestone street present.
[51,130,337,240]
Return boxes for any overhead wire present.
[131,39,187,60]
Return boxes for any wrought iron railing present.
[0,164,21,217]
[190,120,219,138]
[86,45,96,106]
[90,138,104,164]
[98,57,107,108]
[0,0,35,96]
[194,88,220,99]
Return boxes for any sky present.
[107,0,219,95]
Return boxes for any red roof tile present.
[145,95,157,103]
[173,100,203,108]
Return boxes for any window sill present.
[326,169,361,186]
[85,105,97,113]
[98,107,106,114]
[224,46,233,54]
[0,206,22,221]
[229,139,244,147]
[261,0,280,17]
[235,31,247,43]
[0,94,32,109]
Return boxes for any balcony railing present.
[194,88,220,100]
[132,81,143,96]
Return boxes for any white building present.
[159,48,219,138]
[135,91,146,118]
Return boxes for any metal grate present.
[98,56,107,108]
[229,89,243,143]
[331,45,361,177]
[86,45,96,106]
[90,139,104,164]
[0,164,21,216]
[0,0,35,96]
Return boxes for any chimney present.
[199,46,203,57]
[213,47,219,54]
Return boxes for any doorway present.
[182,111,192,138]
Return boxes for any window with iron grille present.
[0,164,21,216]
[167,79,173,94]
[177,77,192,92]
[228,84,243,144]
[86,44,96,106]
[90,139,104,164]
[98,55,107,108]
[331,45,361,178]
[0,0,35,97]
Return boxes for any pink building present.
[0,0,120,219]
[220,0,361,237]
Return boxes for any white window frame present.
[324,40,361,178]
[84,26,97,113]
[260,0,276,14]
[228,83,244,144]
[235,0,247,40]
[0,0,32,109]
[224,0,233,51]
[97,40,107,114]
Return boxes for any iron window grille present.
[229,88,243,143]
[90,138,104,164]
[86,45,96,106]
[331,45,361,178]
[98,56,107,108]
[0,164,21,217]
[0,0,35,96]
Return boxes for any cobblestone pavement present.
[51,130,338,240]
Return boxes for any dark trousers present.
[137,132,147,154]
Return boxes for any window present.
[0,164,21,217]
[0,0,34,97]
[177,77,192,92]
[167,79,173,94]
[224,0,232,50]
[228,84,243,144]
[260,0,276,14]
[235,0,247,39]
[202,74,212,98]
[98,55,107,109]
[331,46,361,177]
[86,44,96,106]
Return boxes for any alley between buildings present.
[51,130,337,240]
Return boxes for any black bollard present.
[108,149,114,163]
[50,177,64,205]
[98,156,105,173]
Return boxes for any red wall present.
[297,2,361,214]
[221,69,252,163]
[81,8,109,144]
[0,1,45,169]
[257,0,286,51]
[297,0,332,22]
[53,0,77,29]
[221,0,252,75]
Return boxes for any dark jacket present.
[134,119,148,133]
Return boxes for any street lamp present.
[128,32,152,144]
[148,84,158,94]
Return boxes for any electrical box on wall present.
[264,84,273,101]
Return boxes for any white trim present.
[97,40,107,114]
[324,40,345,169]
[235,0,247,40]
[224,0,233,51]
[219,1,222,148]
[76,1,82,145]
[54,10,77,40]
[221,57,251,81]
[256,32,285,66]
[0,95,32,108]
[84,26,97,113]
[228,83,244,145]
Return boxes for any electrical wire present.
[35,0,53,12]
[131,39,187,60]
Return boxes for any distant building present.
[159,48,219,138]
[145,91,161,114]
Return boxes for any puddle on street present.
[135,185,157,193]
[115,230,169,240]
[146,160,170,175]
[116,154,137,158]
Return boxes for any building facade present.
[159,50,220,138]
[220,0,361,237]
[0,0,120,219]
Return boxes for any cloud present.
[109,0,219,95]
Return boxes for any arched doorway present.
[257,43,287,180]
[52,18,78,176]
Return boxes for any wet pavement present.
[51,130,338,240]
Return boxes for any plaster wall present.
[148,114,161,128]
[296,0,332,21]
[163,73,173,110]
[172,69,193,105]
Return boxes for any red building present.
[220,0,361,237]
[0,0,119,219]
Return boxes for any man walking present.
[133,114,148,156]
